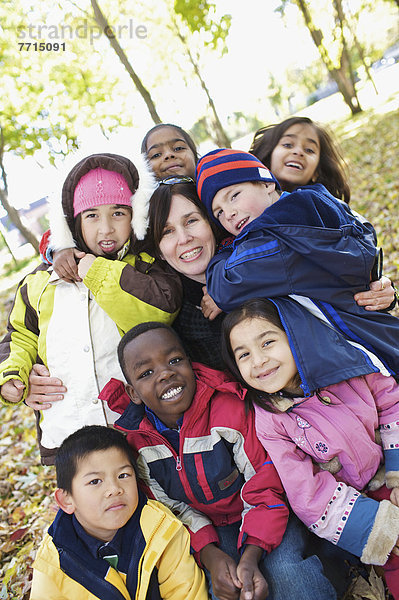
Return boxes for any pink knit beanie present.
[73,167,133,217]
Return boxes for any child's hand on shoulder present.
[53,248,86,282]
[201,286,223,320]
[1,379,25,403]
[200,543,240,600]
[78,254,96,280]
[237,545,268,600]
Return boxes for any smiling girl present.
[141,123,198,180]
[0,153,181,464]
[250,116,396,311]
[221,297,399,599]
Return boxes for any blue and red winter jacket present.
[99,363,289,556]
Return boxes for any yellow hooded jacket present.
[30,499,208,600]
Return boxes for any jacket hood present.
[49,152,157,252]
[270,297,378,396]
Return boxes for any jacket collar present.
[114,363,246,435]
[49,491,149,600]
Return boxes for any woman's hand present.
[1,379,25,403]
[201,286,223,320]
[25,364,66,410]
[53,248,86,282]
[354,276,395,311]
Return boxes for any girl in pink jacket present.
[221,297,399,599]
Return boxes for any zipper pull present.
[176,456,182,471]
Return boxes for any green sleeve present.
[82,253,182,334]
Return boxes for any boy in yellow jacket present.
[30,425,208,600]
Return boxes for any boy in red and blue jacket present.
[100,321,339,600]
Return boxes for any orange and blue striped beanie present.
[196,148,281,222]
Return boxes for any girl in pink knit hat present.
[0,153,182,465]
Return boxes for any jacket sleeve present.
[39,229,53,265]
[82,253,182,332]
[233,406,289,553]
[30,534,68,600]
[30,567,68,600]
[365,372,399,488]
[135,450,219,555]
[157,514,209,600]
[206,234,289,313]
[0,278,39,405]
[255,409,399,565]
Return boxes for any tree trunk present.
[334,0,378,95]
[295,0,362,115]
[90,0,162,124]
[0,188,40,254]
[172,20,231,147]
[333,0,362,113]
[0,128,39,255]
[0,224,18,266]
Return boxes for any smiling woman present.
[137,179,226,370]
[158,193,216,283]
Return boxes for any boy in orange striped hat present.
[196,148,399,378]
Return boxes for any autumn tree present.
[90,0,233,146]
[0,1,135,253]
[89,0,162,124]
[277,0,362,115]
[173,0,232,146]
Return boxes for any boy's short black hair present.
[55,425,138,494]
[118,322,185,384]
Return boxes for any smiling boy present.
[99,322,339,600]
[196,148,399,377]
[30,425,208,600]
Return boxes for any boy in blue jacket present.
[196,148,399,378]
[30,425,208,600]
[100,321,342,600]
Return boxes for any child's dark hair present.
[250,117,350,203]
[55,425,138,493]
[118,321,185,384]
[141,123,199,164]
[135,181,223,258]
[221,298,301,412]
